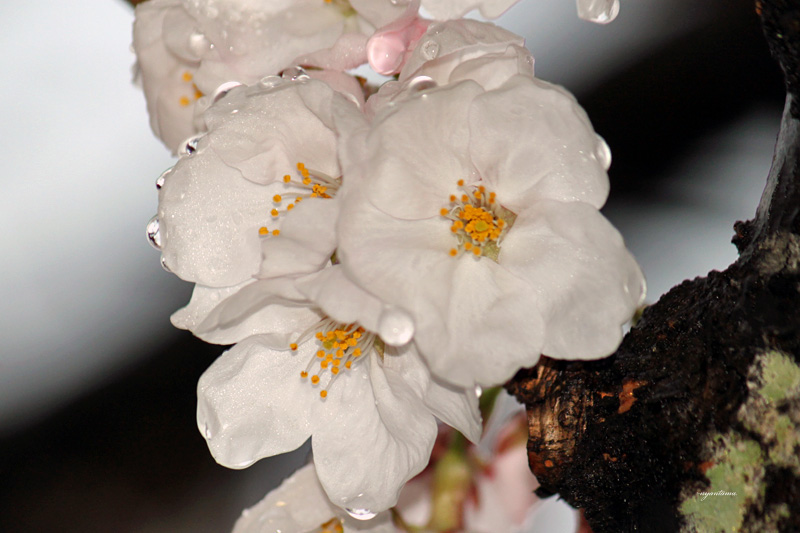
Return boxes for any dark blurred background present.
[0,0,784,531]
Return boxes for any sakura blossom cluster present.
[134,0,642,530]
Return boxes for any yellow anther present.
[297,162,305,170]
[450,194,457,202]
[296,197,303,203]
[194,88,203,99]
[283,175,291,183]
[320,361,328,369]
[331,367,340,375]
[457,179,465,186]
[320,390,328,398]
[353,348,361,357]
[179,96,190,107]
[345,361,352,369]
[272,229,280,236]
[317,350,325,358]
[290,343,298,350]
[450,225,458,233]
[311,375,320,384]
[333,359,341,366]
[353,332,362,339]
[273,195,282,203]
[302,178,312,185]
[271,209,279,217]
[258,227,269,236]
[300,371,308,378]
[449,248,458,256]
[478,185,486,193]
[464,242,473,251]
[182,71,193,82]
[315,332,324,340]
[461,194,469,203]
[472,247,482,256]
[287,203,295,211]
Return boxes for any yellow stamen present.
[273,195,282,203]
[182,71,193,82]
[272,229,280,236]
[320,390,328,398]
[258,227,269,236]
[311,375,320,384]
[300,371,308,378]
[178,96,190,107]
[290,343,298,350]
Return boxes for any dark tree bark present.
[507,1,800,531]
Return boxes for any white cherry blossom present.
[233,463,398,533]
[133,0,399,151]
[196,267,481,514]
[336,76,644,388]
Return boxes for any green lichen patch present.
[753,351,800,403]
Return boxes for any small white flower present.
[233,463,398,533]
[336,76,644,388]
[196,267,481,513]
[133,0,391,151]
[157,79,355,289]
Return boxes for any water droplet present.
[146,216,162,250]
[160,256,172,273]
[203,422,212,438]
[408,76,437,94]
[155,166,173,190]
[420,40,439,60]
[282,65,310,81]
[180,134,203,156]
[259,75,282,88]
[212,81,242,103]
[475,385,483,398]
[389,0,410,4]
[345,508,377,521]
[377,306,414,346]
[188,32,210,56]
[594,135,612,170]
[576,0,620,24]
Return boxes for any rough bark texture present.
[507,1,800,531]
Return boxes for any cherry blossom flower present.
[154,78,360,344]
[132,0,401,151]
[336,75,645,388]
[232,463,398,533]
[196,267,481,514]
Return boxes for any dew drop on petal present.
[576,0,620,24]
[146,216,162,250]
[180,135,203,156]
[594,134,612,170]
[345,508,377,520]
[408,75,437,93]
[188,32,210,56]
[156,166,173,190]
[282,65,310,81]
[420,40,440,60]
[377,306,414,346]
[475,385,483,398]
[203,421,212,439]
[212,81,242,103]
[259,75,282,88]
[160,255,172,273]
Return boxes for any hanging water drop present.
[377,306,414,346]
[576,0,620,24]
[212,81,242,103]
[155,166,173,190]
[345,508,377,521]
[420,40,439,60]
[180,134,203,156]
[188,32,210,56]
[146,216,162,250]
[408,75,437,94]
[594,134,612,170]
[259,75,282,88]
[160,255,172,273]
[282,65,310,81]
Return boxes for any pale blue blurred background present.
[0,0,783,530]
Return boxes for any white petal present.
[313,350,438,513]
[469,75,610,211]
[500,200,645,359]
[259,198,339,279]
[359,81,484,220]
[385,345,482,443]
[194,278,319,347]
[197,337,317,468]
[158,144,285,287]
[421,0,523,20]
[294,266,384,333]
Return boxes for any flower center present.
[177,70,204,108]
[291,318,379,399]
[440,180,515,261]
[258,161,341,237]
